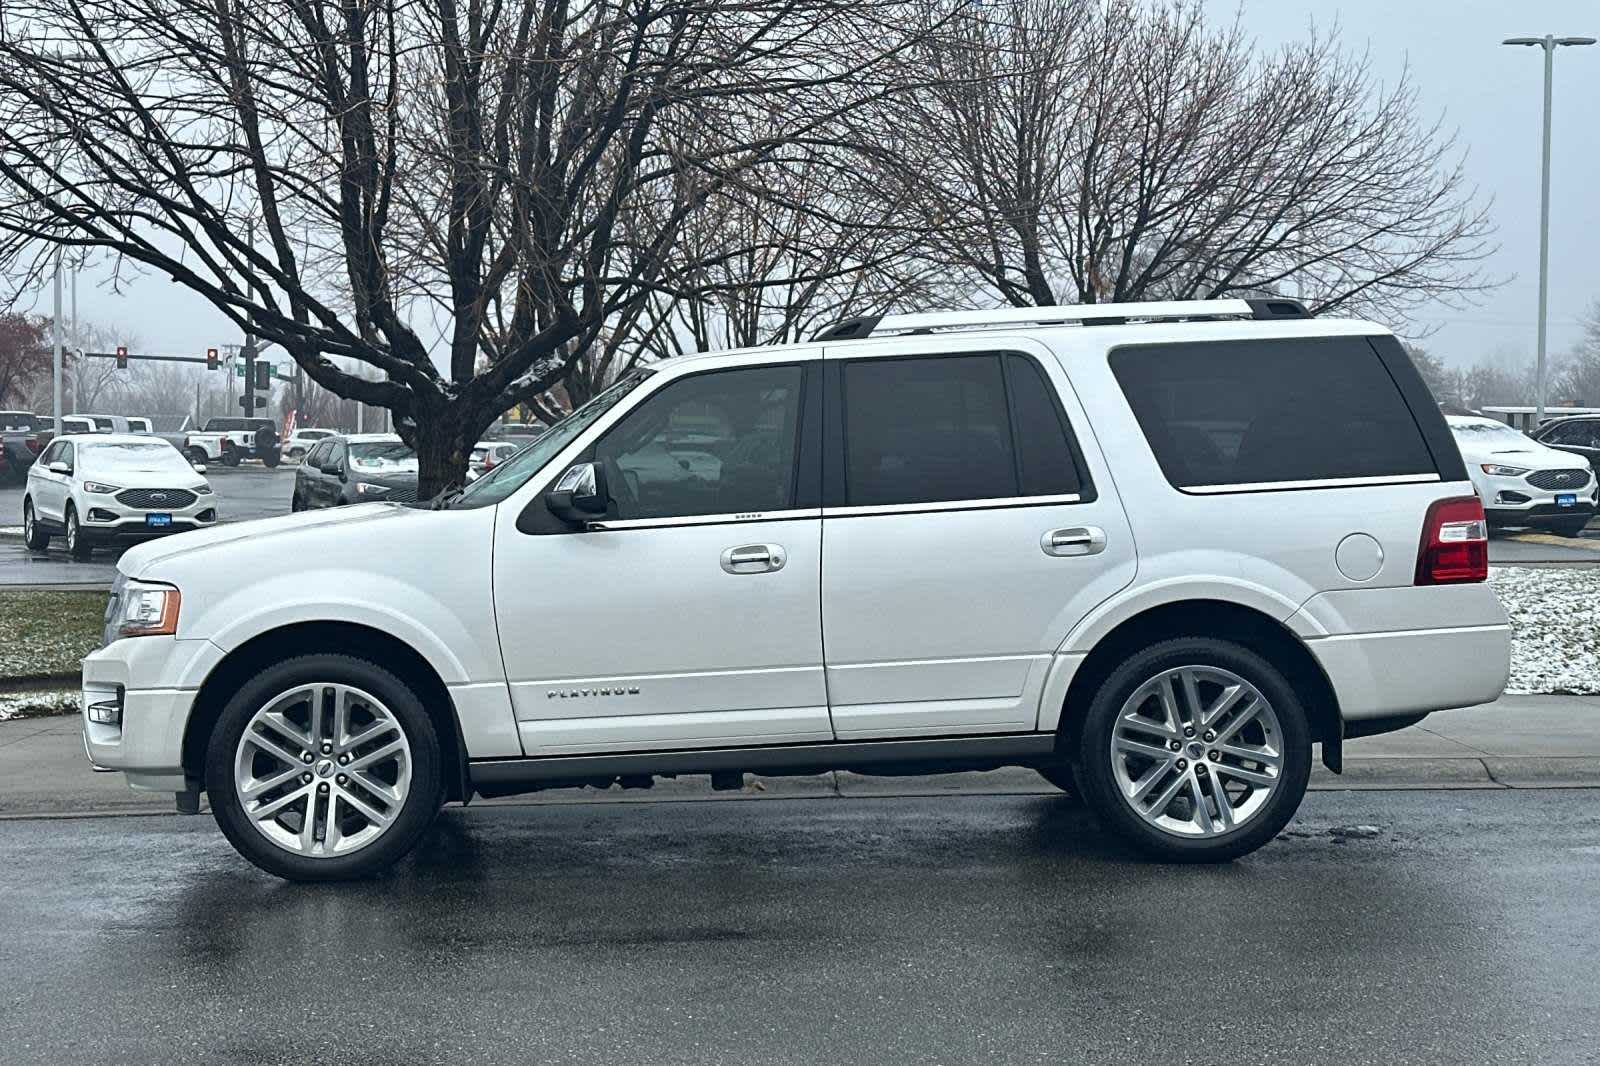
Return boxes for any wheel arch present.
[182,621,471,802]
[1057,599,1343,772]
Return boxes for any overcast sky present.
[31,0,1600,374]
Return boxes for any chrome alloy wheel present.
[1109,666,1284,838]
[233,683,413,858]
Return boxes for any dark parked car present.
[1533,415,1600,476]
[0,410,51,485]
[291,433,419,510]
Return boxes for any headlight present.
[1480,464,1530,477]
[82,481,121,494]
[193,483,214,495]
[111,580,181,640]
[356,482,391,496]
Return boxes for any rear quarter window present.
[1110,337,1439,491]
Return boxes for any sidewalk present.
[2,694,1596,819]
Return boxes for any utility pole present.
[1503,34,1595,424]
[69,262,78,414]
[51,250,62,426]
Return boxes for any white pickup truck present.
[183,417,281,468]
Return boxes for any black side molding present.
[469,734,1058,798]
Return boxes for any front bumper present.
[1474,469,1597,523]
[79,494,217,542]
[80,635,223,792]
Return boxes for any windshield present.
[349,442,418,473]
[82,441,195,477]
[450,369,653,509]
[1449,419,1528,442]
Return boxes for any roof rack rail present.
[812,297,1310,341]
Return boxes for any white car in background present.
[24,435,217,559]
[466,440,521,481]
[1449,415,1598,536]
[282,428,337,462]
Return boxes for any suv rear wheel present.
[205,654,443,881]
[22,499,49,551]
[1074,638,1311,863]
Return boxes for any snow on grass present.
[0,689,77,722]
[0,590,104,682]
[1490,566,1600,695]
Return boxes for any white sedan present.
[1449,415,1598,536]
[23,434,217,559]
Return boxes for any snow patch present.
[1490,566,1600,695]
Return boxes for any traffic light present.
[115,345,128,370]
[206,347,219,371]
[254,360,271,389]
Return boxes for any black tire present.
[1550,517,1591,538]
[1034,761,1081,797]
[222,444,240,467]
[290,492,302,513]
[22,499,50,551]
[205,653,444,881]
[65,505,92,560]
[1074,637,1312,863]
[262,449,281,469]
[186,446,209,468]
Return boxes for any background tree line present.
[0,0,1497,491]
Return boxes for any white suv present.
[25,435,217,559]
[81,299,1511,880]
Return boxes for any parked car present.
[79,414,153,434]
[1449,415,1597,537]
[1531,414,1600,477]
[281,428,336,462]
[24,434,216,559]
[467,440,520,480]
[82,298,1510,881]
[58,415,98,435]
[0,410,51,483]
[291,433,419,510]
[184,417,280,467]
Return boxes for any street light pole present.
[51,250,63,426]
[1503,34,1595,425]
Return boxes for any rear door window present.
[1110,337,1438,491]
[840,352,1085,507]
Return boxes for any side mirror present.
[320,460,344,480]
[48,460,71,475]
[192,463,207,474]
[545,461,609,525]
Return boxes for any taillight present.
[1415,495,1488,585]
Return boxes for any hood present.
[118,502,411,577]
[1454,434,1588,471]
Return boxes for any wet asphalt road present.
[2,790,1597,1065]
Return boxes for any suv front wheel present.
[205,654,443,881]
[1074,638,1312,863]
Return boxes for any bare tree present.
[0,0,923,494]
[0,312,50,409]
[865,0,1496,328]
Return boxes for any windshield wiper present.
[428,486,466,510]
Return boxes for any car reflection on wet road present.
[1,790,1595,1065]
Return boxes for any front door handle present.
[721,543,787,574]
[1042,526,1106,557]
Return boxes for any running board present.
[469,734,1058,797]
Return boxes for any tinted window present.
[304,441,332,466]
[843,355,1016,506]
[594,365,804,520]
[0,412,36,432]
[1542,419,1600,448]
[1110,338,1437,489]
[1005,354,1081,497]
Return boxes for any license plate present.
[1556,493,1577,508]
[145,513,173,527]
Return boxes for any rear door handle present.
[1042,526,1106,557]
[721,543,787,574]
